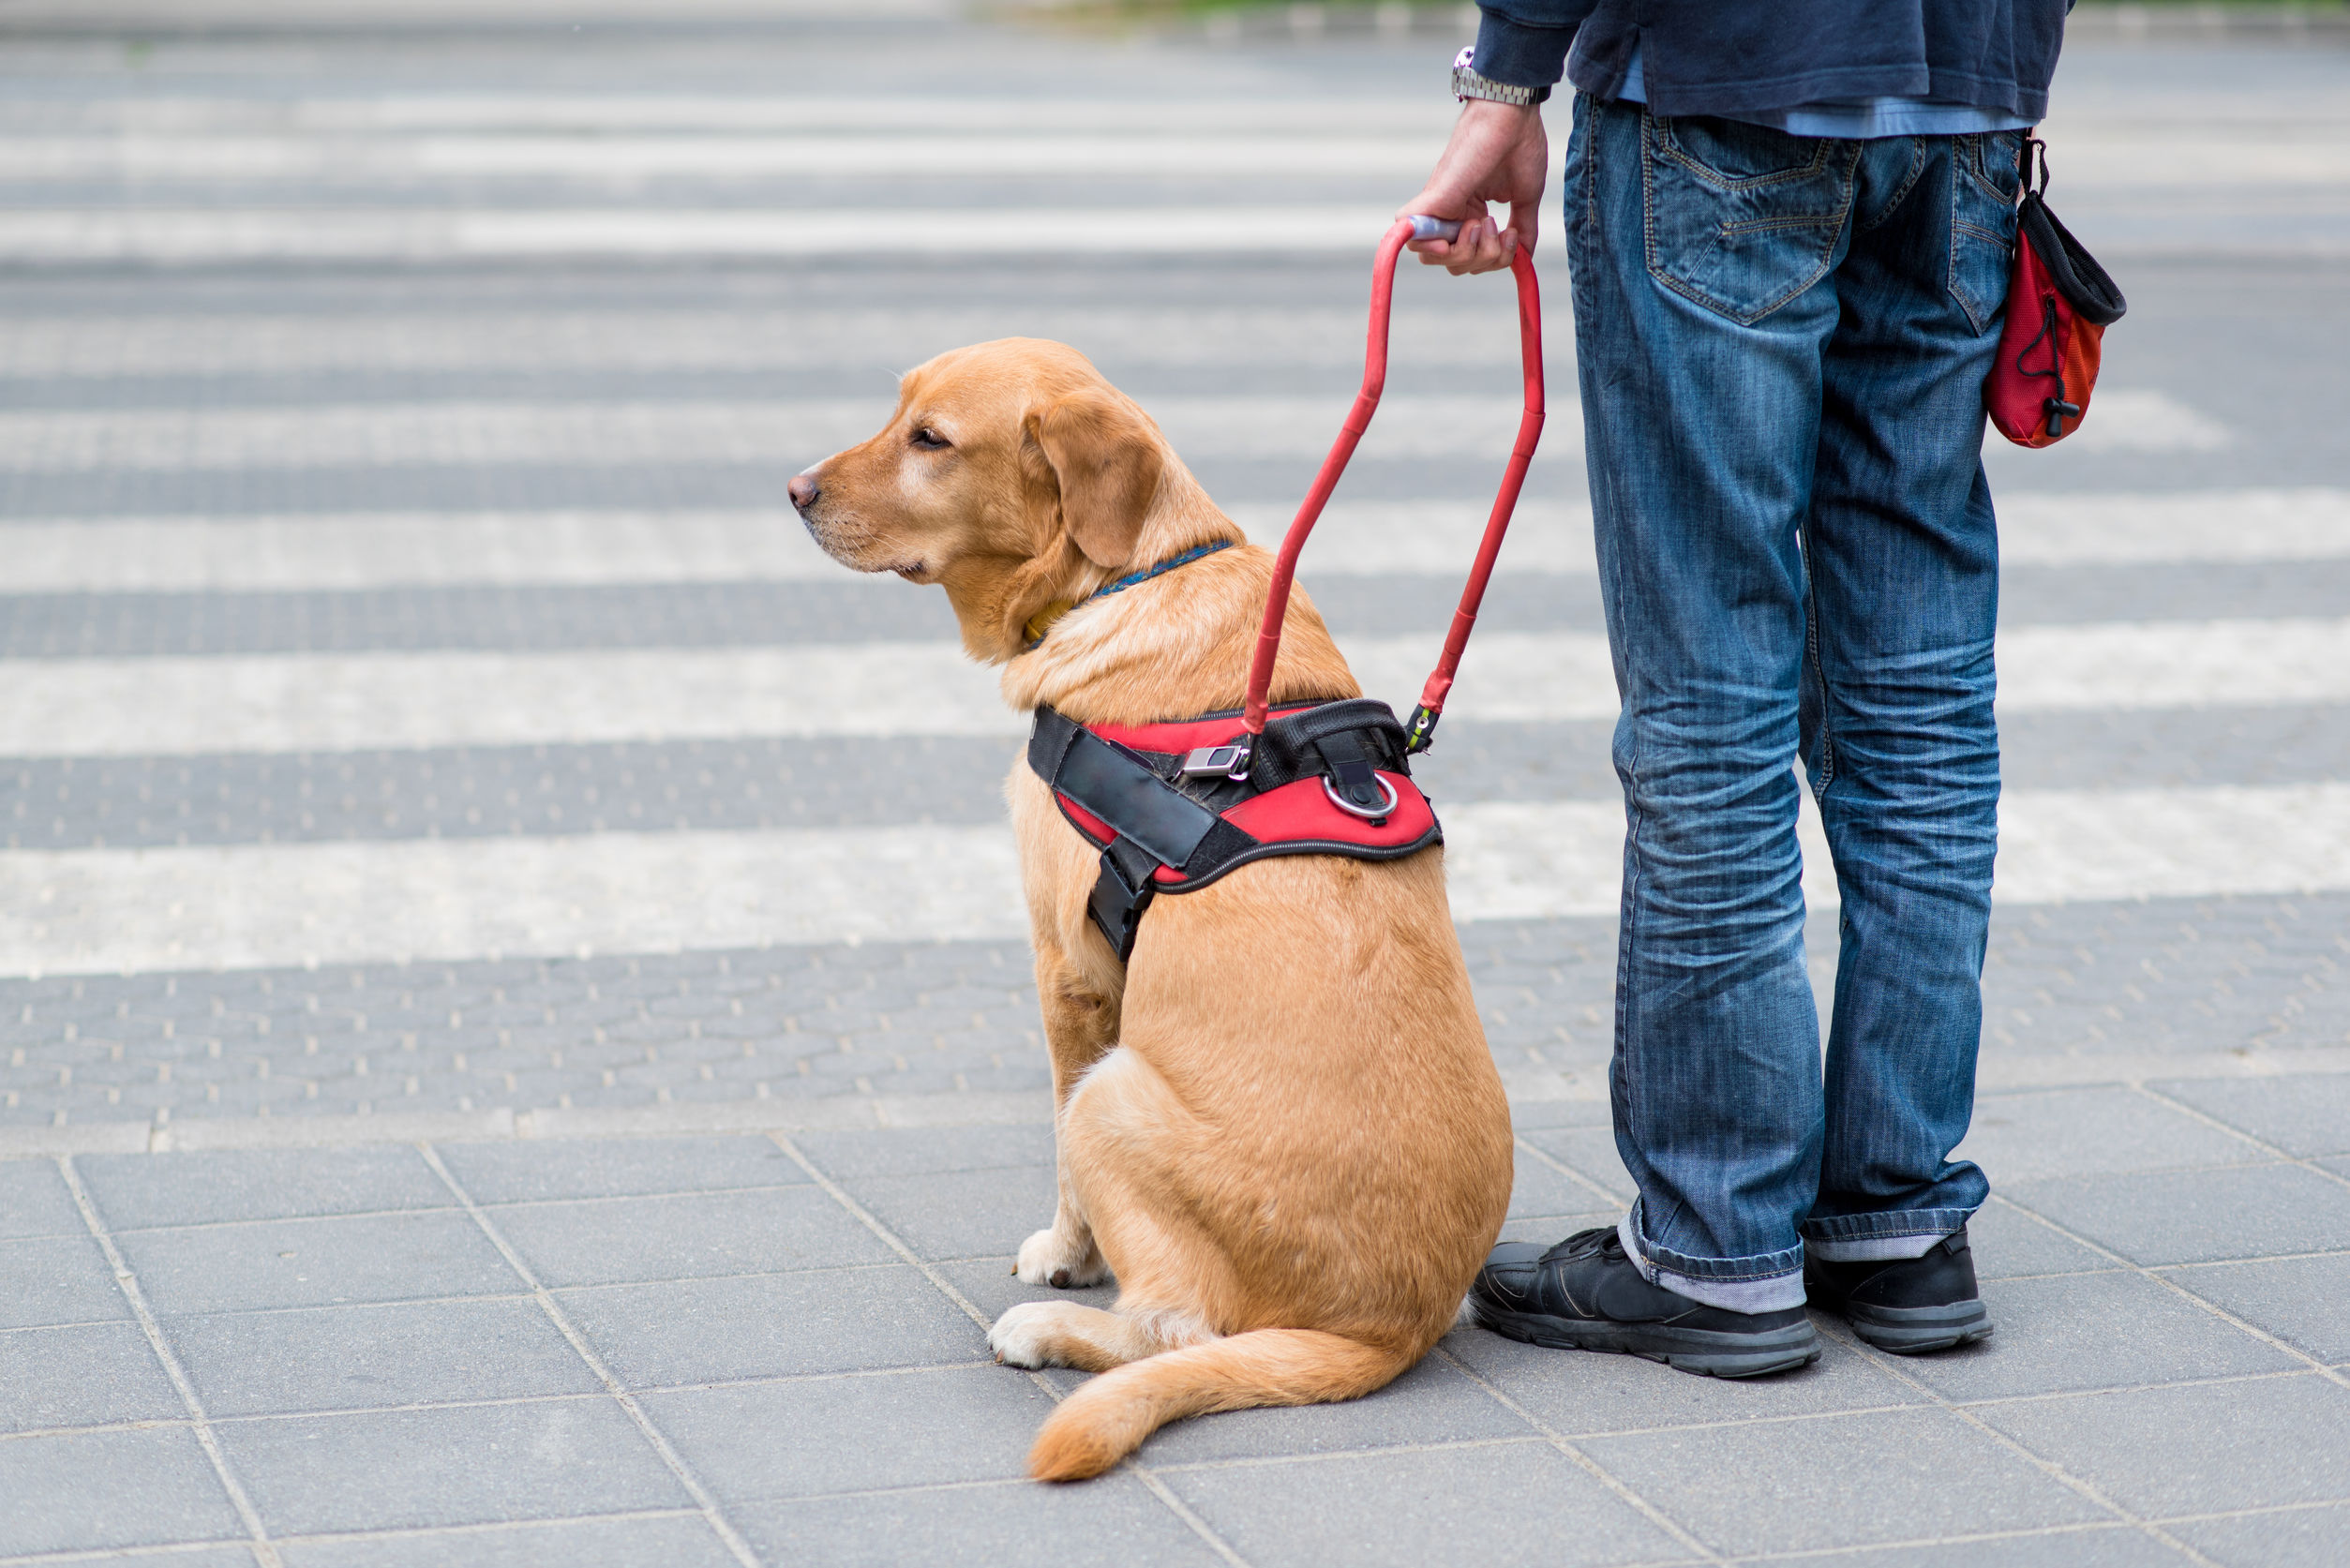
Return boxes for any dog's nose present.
[787,473,820,513]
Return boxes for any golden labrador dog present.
[789,338,1512,1481]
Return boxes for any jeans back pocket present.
[1643,112,1858,326]
[1948,130,2023,334]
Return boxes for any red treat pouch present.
[1985,139,2128,447]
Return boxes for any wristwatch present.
[1451,46,1549,107]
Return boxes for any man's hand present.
[1400,97,1549,275]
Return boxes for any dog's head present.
[790,337,1195,663]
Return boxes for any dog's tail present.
[1026,1329,1411,1482]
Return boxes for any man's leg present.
[1796,133,2014,1332]
[1576,97,1859,1313]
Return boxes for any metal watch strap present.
[1452,56,1549,107]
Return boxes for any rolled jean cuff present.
[1619,1204,1806,1315]
[1801,1208,1979,1263]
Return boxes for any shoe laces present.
[1537,1225,1624,1267]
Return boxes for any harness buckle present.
[1180,742,1250,783]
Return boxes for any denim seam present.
[1803,1207,1979,1240]
[1630,1200,1805,1282]
[1947,137,2020,335]
[1653,114,1833,192]
[1640,110,1861,326]
[1958,130,2024,208]
[1802,522,1835,799]
[1855,138,1930,235]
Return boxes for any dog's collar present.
[1021,538,1236,650]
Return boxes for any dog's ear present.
[1033,388,1163,569]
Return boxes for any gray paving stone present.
[640,1365,1058,1502]
[486,1186,894,1288]
[117,1211,519,1315]
[2166,1501,2350,1568]
[2159,1253,2350,1363]
[1953,1087,2267,1182]
[7,894,2347,1126]
[0,1157,83,1239]
[931,1255,1119,1326]
[1974,1373,2350,1517]
[440,1134,808,1203]
[1518,1124,1636,1201]
[835,1165,1061,1262]
[1444,1322,1922,1435]
[2148,1075,2350,1158]
[275,1514,741,1568]
[556,1263,988,1387]
[2002,1165,2350,1266]
[0,1426,243,1557]
[1505,1097,1616,1131]
[1578,1405,2109,1554]
[217,1397,691,1536]
[1748,1527,2195,1567]
[0,1321,182,1432]
[1506,1149,1607,1219]
[792,1122,1055,1179]
[1967,1200,2116,1280]
[1162,1440,1687,1568]
[167,1297,598,1417]
[1494,1210,1622,1249]
[0,1233,129,1329]
[734,1476,1224,1568]
[78,1146,451,1231]
[1145,1350,1534,1467]
[1891,1270,2298,1401]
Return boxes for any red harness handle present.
[1240,217,1545,753]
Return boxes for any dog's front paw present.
[990,1302,1067,1368]
[1015,1227,1109,1290]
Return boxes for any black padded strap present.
[1029,706,1220,870]
[1248,698,1412,794]
[1087,838,1160,962]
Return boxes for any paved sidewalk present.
[7,1084,2350,1566]
[5,0,2349,1562]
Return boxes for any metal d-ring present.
[1323,771,1400,821]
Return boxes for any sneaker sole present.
[1475,1306,1821,1379]
[1842,1299,1995,1355]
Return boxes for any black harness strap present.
[1030,708,1227,960]
[1029,701,1434,963]
[1246,697,1412,813]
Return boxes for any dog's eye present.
[909,426,951,451]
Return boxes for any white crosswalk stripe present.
[5,489,2342,595]
[7,621,2337,760]
[8,783,2349,978]
[0,395,1567,470]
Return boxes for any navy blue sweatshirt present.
[1472,1,2069,121]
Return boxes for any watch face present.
[1455,45,1475,69]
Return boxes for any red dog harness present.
[1031,217,1545,962]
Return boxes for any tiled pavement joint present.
[1429,1344,1725,1563]
[1984,1188,2350,1395]
[54,1155,283,1568]
[412,1142,765,1568]
[1803,1315,2218,1567]
[764,1129,1255,1568]
[2131,1080,2350,1198]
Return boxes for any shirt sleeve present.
[1472,1,1596,88]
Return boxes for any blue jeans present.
[1564,96,2020,1312]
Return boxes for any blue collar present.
[1023,538,1235,649]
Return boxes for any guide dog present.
[789,338,1512,1480]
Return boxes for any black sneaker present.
[1804,1228,1994,1354]
[1470,1226,1820,1378]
